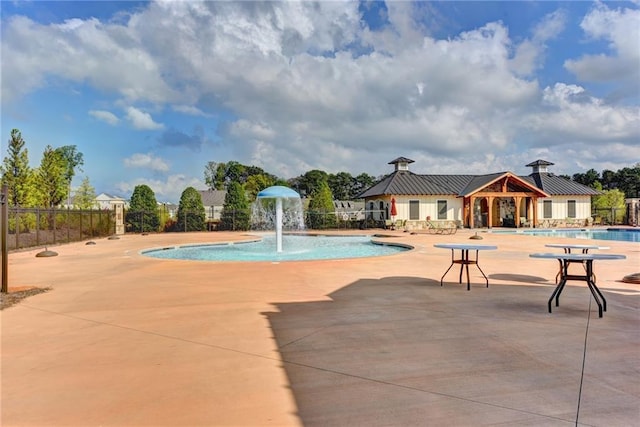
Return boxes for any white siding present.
[390,196,462,221]
[536,196,591,219]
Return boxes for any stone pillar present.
[113,201,125,235]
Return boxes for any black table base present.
[440,249,489,291]
[549,259,607,318]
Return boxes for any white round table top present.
[434,243,498,251]
[544,243,610,250]
[530,253,625,261]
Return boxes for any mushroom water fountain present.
[252,186,305,253]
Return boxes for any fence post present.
[52,207,57,245]
[36,208,40,247]
[1,184,8,293]
[67,207,70,243]
[16,206,20,249]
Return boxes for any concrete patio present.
[1,229,639,426]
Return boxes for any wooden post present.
[487,196,494,229]
[1,184,8,293]
[469,196,475,228]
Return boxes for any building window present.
[543,200,552,218]
[437,200,447,220]
[409,200,419,220]
[567,200,576,218]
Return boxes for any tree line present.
[569,165,640,222]
[126,176,343,232]
[571,167,640,199]
[1,129,93,208]
[204,160,377,201]
[3,128,639,232]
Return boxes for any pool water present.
[142,234,411,262]
[492,228,640,243]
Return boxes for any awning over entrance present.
[460,172,549,228]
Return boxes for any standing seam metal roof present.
[522,174,600,195]
[357,171,599,198]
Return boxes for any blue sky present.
[1,1,638,203]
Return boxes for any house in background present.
[358,157,599,229]
[198,190,227,223]
[158,202,178,219]
[94,193,128,210]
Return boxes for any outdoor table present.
[544,243,610,283]
[529,253,626,318]
[434,243,497,290]
[544,243,610,254]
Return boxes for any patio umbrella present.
[390,197,397,217]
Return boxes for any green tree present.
[573,168,600,188]
[328,172,354,201]
[225,161,247,186]
[219,181,250,231]
[55,145,84,206]
[615,164,640,198]
[244,173,274,201]
[36,145,67,207]
[307,180,336,229]
[73,176,96,209]
[601,169,616,190]
[126,184,160,232]
[204,161,226,190]
[296,169,328,198]
[593,188,626,224]
[176,187,206,231]
[352,173,376,199]
[0,129,33,206]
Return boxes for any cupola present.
[526,159,554,174]
[388,157,414,172]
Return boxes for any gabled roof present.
[198,190,226,206]
[522,173,600,195]
[358,157,600,199]
[358,171,592,198]
[458,173,507,196]
[358,170,458,198]
[458,172,549,197]
[95,192,125,201]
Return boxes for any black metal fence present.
[4,205,634,252]
[125,209,384,234]
[591,207,627,225]
[6,207,115,251]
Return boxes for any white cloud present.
[89,109,119,125]
[125,107,164,130]
[565,4,640,85]
[532,9,567,42]
[525,83,639,144]
[123,153,170,172]
[1,1,638,185]
[510,9,567,76]
[171,105,210,117]
[1,15,177,105]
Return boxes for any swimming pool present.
[141,234,411,262]
[492,228,640,243]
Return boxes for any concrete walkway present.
[2,229,639,426]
